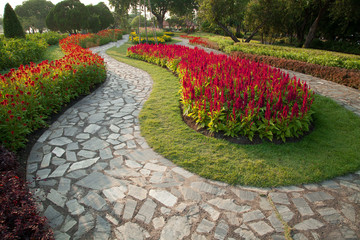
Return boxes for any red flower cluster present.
[127,44,315,141]
[0,32,111,150]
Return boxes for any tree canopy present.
[15,0,54,33]
[46,0,89,34]
[87,2,114,33]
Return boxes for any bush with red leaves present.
[230,51,360,90]
[0,146,53,240]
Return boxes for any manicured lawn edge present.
[107,42,360,187]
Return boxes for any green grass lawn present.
[109,42,360,187]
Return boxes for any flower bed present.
[129,31,171,44]
[180,35,220,50]
[127,44,314,142]
[79,29,123,48]
[0,33,108,150]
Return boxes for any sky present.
[0,0,111,17]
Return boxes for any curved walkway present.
[27,37,360,240]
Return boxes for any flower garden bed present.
[127,44,314,142]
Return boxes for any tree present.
[15,0,54,33]
[4,3,25,38]
[46,0,89,34]
[198,0,248,42]
[87,2,114,32]
[108,0,135,29]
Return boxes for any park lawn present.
[108,42,360,187]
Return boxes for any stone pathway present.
[26,37,360,240]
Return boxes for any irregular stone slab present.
[275,186,304,192]
[317,207,343,224]
[79,191,106,211]
[66,199,85,215]
[231,188,258,201]
[160,216,191,240]
[208,198,251,213]
[200,203,220,221]
[269,192,290,205]
[149,189,178,207]
[88,113,105,123]
[114,202,124,217]
[66,170,87,179]
[58,177,71,194]
[349,192,360,203]
[106,213,119,225]
[196,219,215,233]
[214,220,229,240]
[43,205,64,228]
[103,186,126,202]
[293,233,308,240]
[293,218,325,230]
[268,213,284,232]
[96,215,110,233]
[225,212,240,226]
[125,160,143,169]
[61,215,77,232]
[75,171,126,190]
[65,151,77,162]
[135,199,157,224]
[126,149,159,162]
[109,157,124,169]
[181,187,202,202]
[243,210,265,222]
[128,184,147,200]
[123,199,137,220]
[172,167,194,178]
[340,180,360,191]
[81,137,109,150]
[37,169,51,180]
[68,157,99,172]
[304,191,334,202]
[100,148,113,160]
[53,147,65,157]
[105,168,141,177]
[47,189,66,207]
[259,197,272,211]
[75,213,94,238]
[249,221,274,236]
[48,137,72,146]
[144,162,167,172]
[41,153,51,168]
[153,217,165,229]
[292,197,314,216]
[53,231,70,240]
[49,163,71,178]
[234,228,259,240]
[84,124,101,134]
[341,202,356,222]
[77,150,96,158]
[276,205,294,222]
[191,182,226,196]
[320,180,340,189]
[116,222,150,240]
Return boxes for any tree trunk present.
[245,21,265,43]
[303,0,330,48]
[215,20,239,42]
[236,25,241,37]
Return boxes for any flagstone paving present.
[26,36,360,240]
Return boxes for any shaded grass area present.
[0,44,65,75]
[107,42,360,187]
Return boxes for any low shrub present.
[164,31,174,36]
[0,146,53,239]
[0,37,48,70]
[26,32,68,45]
[129,32,168,44]
[127,44,314,142]
[230,51,360,90]
[79,29,123,49]
[0,33,108,150]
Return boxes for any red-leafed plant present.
[127,44,315,142]
[0,145,53,240]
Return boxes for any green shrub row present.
[0,36,48,71]
[26,32,68,45]
[225,42,360,70]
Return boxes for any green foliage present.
[14,0,54,33]
[225,41,360,70]
[0,37,47,70]
[130,15,149,29]
[3,3,25,38]
[107,43,360,187]
[87,2,114,33]
[26,31,67,45]
[46,0,89,33]
[129,32,167,44]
